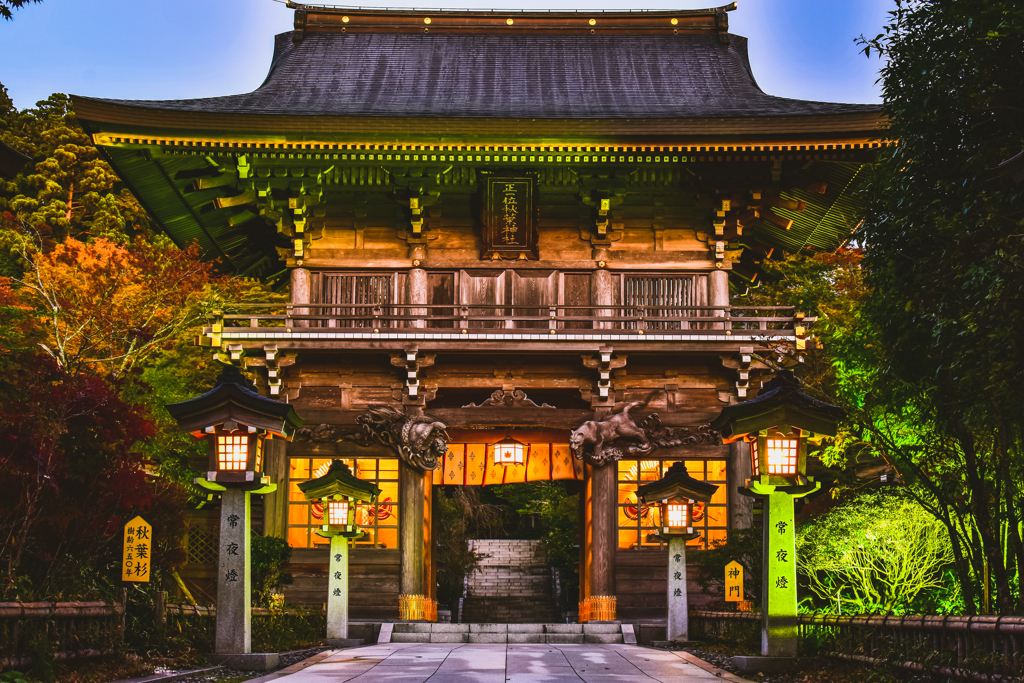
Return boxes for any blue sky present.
[0,0,889,111]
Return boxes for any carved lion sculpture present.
[355,405,449,471]
[570,401,653,467]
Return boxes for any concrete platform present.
[321,638,363,648]
[265,642,752,682]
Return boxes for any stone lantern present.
[638,462,718,643]
[165,364,302,670]
[711,370,842,668]
[298,460,380,645]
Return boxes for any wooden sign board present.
[725,560,744,602]
[122,515,152,583]
[483,176,536,260]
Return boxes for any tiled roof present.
[81,31,879,120]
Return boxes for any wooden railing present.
[0,592,125,670]
[206,303,805,337]
[692,610,1024,682]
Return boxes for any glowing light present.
[313,462,331,479]
[217,434,248,470]
[666,503,688,528]
[492,431,526,465]
[327,500,350,526]
[766,439,798,475]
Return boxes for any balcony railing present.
[200,303,809,348]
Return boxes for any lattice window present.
[186,526,219,565]
[623,274,708,330]
[318,273,394,328]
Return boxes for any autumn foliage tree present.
[0,84,266,601]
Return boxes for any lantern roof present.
[165,363,304,438]
[710,370,844,442]
[298,460,381,503]
[637,461,718,504]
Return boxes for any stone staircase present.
[461,539,557,623]
[388,622,624,644]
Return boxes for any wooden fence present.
[692,610,1024,682]
[0,590,125,671]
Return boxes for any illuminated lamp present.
[492,429,526,466]
[661,498,693,535]
[712,370,844,493]
[164,362,304,660]
[298,459,381,642]
[711,370,844,659]
[166,363,302,492]
[637,461,718,643]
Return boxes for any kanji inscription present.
[484,177,535,259]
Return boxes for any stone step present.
[381,623,623,644]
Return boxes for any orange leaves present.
[21,235,222,374]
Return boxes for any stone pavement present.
[262,642,752,682]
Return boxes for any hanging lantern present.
[492,429,526,466]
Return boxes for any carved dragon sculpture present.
[570,392,719,467]
[293,405,449,472]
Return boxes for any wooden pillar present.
[579,484,589,604]
[709,268,729,329]
[590,462,617,599]
[407,266,427,329]
[291,267,311,327]
[591,264,614,330]
[727,440,753,530]
[261,439,289,539]
[399,460,425,598]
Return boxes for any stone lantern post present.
[638,462,718,643]
[711,371,842,673]
[298,460,381,645]
[165,364,303,670]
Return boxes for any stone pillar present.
[709,268,729,329]
[216,489,251,654]
[261,439,288,539]
[762,492,798,657]
[727,441,753,530]
[398,460,425,599]
[291,267,311,327]
[407,266,428,329]
[326,535,349,640]
[591,265,614,330]
[590,462,617,599]
[667,536,690,642]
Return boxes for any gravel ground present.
[671,644,910,683]
[154,647,330,683]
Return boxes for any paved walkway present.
[261,642,751,682]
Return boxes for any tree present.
[0,0,41,21]
[798,491,957,615]
[9,230,227,375]
[0,85,150,247]
[856,0,1024,614]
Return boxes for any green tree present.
[798,492,957,615]
[856,0,1024,614]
